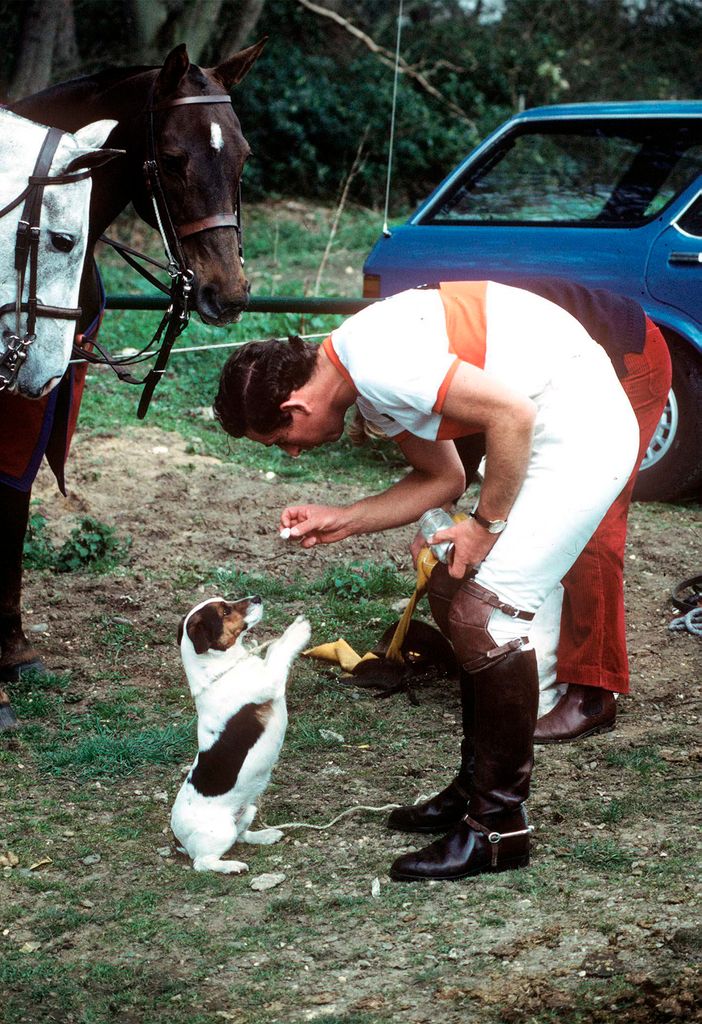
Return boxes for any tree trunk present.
[126,0,171,63]
[164,0,226,64]
[8,0,64,100]
[213,0,267,63]
[54,0,80,79]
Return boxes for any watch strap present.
[470,508,507,533]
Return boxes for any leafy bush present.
[23,509,57,570]
[23,514,130,574]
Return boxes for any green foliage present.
[4,0,701,206]
[54,516,131,573]
[23,508,56,570]
[23,514,131,574]
[313,558,411,600]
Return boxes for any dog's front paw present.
[193,856,249,874]
[241,826,284,845]
[286,615,311,651]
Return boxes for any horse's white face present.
[0,111,116,398]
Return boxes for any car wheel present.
[633,336,702,502]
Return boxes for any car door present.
[647,187,702,330]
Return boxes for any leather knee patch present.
[427,563,463,639]
[448,579,534,674]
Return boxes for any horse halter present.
[144,93,244,305]
[83,89,248,419]
[131,91,244,418]
[0,127,91,392]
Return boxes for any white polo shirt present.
[322,281,600,441]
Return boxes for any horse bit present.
[0,127,91,392]
[92,91,245,418]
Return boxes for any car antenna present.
[382,0,404,239]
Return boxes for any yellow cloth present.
[303,512,466,671]
[302,637,378,673]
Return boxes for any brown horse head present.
[148,39,266,326]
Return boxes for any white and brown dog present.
[171,596,311,873]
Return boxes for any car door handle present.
[668,251,702,265]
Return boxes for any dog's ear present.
[185,608,220,655]
[177,616,186,646]
[188,619,212,655]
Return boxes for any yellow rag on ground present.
[303,512,466,671]
[302,637,379,673]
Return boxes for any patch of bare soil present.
[24,426,702,1023]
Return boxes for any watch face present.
[471,509,507,533]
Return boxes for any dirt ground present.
[11,425,702,1022]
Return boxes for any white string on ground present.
[263,803,400,831]
[263,792,439,831]
[382,0,404,238]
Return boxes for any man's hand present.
[281,504,352,548]
[431,517,499,579]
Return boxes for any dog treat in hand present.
[280,527,292,540]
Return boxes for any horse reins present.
[89,90,244,419]
[0,127,91,392]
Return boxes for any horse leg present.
[0,484,43,731]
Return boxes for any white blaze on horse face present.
[0,112,115,398]
[210,122,224,152]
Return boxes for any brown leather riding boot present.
[390,648,538,881]
[0,485,40,675]
[426,561,463,640]
[387,672,474,833]
[534,683,616,743]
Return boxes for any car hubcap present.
[640,389,678,471]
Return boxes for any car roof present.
[515,101,702,121]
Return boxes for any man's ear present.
[280,397,312,415]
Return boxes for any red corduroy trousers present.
[557,320,673,693]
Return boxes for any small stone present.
[157,847,172,858]
[19,942,41,953]
[81,854,101,865]
[319,729,345,743]
[250,872,286,892]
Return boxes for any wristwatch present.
[470,508,508,534]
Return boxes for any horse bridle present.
[90,90,245,418]
[0,127,91,392]
[146,94,244,273]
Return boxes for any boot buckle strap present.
[464,815,534,867]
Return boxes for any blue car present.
[363,101,702,502]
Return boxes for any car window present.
[676,192,702,236]
[427,119,702,227]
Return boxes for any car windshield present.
[427,118,702,226]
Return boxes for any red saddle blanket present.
[0,277,104,495]
[0,362,89,494]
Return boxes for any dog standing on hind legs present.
[171,596,311,874]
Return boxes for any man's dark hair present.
[213,336,319,438]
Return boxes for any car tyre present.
[633,335,702,502]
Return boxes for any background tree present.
[1,0,701,203]
[8,0,77,98]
